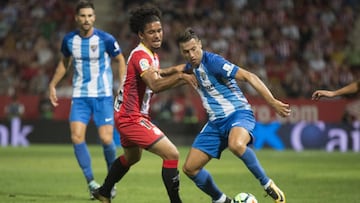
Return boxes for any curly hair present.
[129,4,162,34]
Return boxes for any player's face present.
[139,21,163,51]
[75,8,95,34]
[179,38,203,67]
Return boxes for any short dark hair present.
[76,0,95,14]
[129,4,161,34]
[176,27,200,45]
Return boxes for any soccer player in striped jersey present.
[48,0,126,199]
[176,28,290,203]
[92,4,196,203]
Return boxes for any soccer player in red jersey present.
[92,4,196,203]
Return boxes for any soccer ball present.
[234,192,258,203]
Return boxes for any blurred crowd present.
[1,0,360,121]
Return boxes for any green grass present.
[0,145,359,203]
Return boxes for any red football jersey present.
[119,43,160,119]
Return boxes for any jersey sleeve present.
[103,32,122,57]
[184,63,192,73]
[207,53,239,79]
[132,52,153,76]
[106,36,122,57]
[60,36,71,57]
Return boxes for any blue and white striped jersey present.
[185,51,252,121]
[61,28,122,98]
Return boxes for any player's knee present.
[71,134,85,144]
[125,154,141,166]
[166,149,180,160]
[228,140,247,155]
[182,164,197,177]
[99,134,113,144]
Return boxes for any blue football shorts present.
[192,110,256,159]
[69,96,114,127]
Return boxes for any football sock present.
[102,142,116,170]
[162,160,182,203]
[189,168,222,201]
[213,194,227,203]
[100,155,129,198]
[74,142,93,183]
[239,147,269,185]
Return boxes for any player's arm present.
[312,80,360,100]
[235,68,291,117]
[158,64,185,77]
[141,65,197,93]
[113,53,127,93]
[48,56,72,107]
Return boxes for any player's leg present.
[98,124,116,167]
[93,96,117,171]
[228,127,269,184]
[71,121,94,181]
[183,123,232,203]
[93,117,146,202]
[148,133,182,203]
[228,127,285,203]
[94,146,142,201]
[183,148,232,203]
[70,121,100,198]
[97,124,117,199]
[69,98,98,198]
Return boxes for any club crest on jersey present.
[139,58,150,71]
[91,45,98,52]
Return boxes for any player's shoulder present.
[203,51,225,64]
[63,30,78,41]
[204,51,223,60]
[129,45,152,60]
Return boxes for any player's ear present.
[138,32,144,41]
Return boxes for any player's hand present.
[49,86,59,107]
[114,90,123,112]
[273,100,291,117]
[181,73,198,89]
[312,90,335,100]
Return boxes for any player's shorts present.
[192,110,255,159]
[69,96,114,127]
[115,114,165,149]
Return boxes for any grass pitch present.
[0,145,359,203]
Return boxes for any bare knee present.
[71,132,85,144]
[70,122,86,144]
[98,125,114,144]
[71,130,85,144]
[164,148,179,160]
[182,163,199,177]
[228,140,247,156]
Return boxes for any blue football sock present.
[74,142,93,183]
[239,147,269,185]
[103,142,117,170]
[189,168,223,201]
